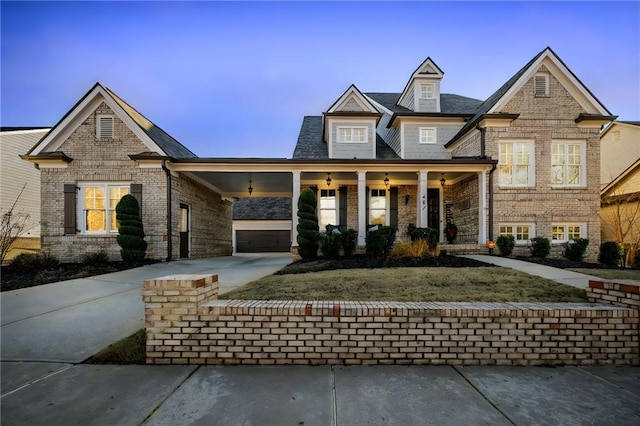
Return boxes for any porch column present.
[417,170,428,227]
[292,171,300,248]
[478,170,487,244]
[357,171,367,246]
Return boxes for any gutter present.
[162,160,172,262]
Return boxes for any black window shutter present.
[365,186,369,227]
[130,184,142,214]
[390,186,398,229]
[339,186,347,227]
[63,184,77,235]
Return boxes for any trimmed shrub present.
[82,251,109,265]
[320,232,341,259]
[341,229,357,256]
[366,226,396,257]
[411,227,439,251]
[10,252,59,271]
[115,195,147,262]
[296,188,319,260]
[599,241,623,267]
[530,237,550,258]
[564,238,589,262]
[496,235,515,256]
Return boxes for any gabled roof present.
[397,57,444,107]
[26,82,196,159]
[326,84,380,115]
[366,93,482,115]
[601,158,640,196]
[446,47,613,148]
[292,116,399,160]
[601,120,640,138]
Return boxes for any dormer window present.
[419,83,435,99]
[97,115,114,140]
[338,126,367,143]
[534,73,549,97]
[419,127,437,144]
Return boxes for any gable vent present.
[97,115,114,139]
[534,74,548,97]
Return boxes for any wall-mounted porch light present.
[326,173,332,187]
[248,180,253,195]
[383,173,389,187]
[440,173,446,187]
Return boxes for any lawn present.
[569,268,640,281]
[221,266,588,303]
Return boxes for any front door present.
[179,204,190,258]
[427,188,440,230]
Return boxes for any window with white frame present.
[96,115,114,140]
[499,142,534,187]
[337,126,367,143]
[319,189,337,230]
[369,189,387,225]
[79,184,129,233]
[552,224,585,243]
[551,141,585,186]
[419,127,436,144]
[419,83,435,99]
[534,73,549,96]
[499,224,532,244]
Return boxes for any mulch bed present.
[1,260,158,292]
[277,254,496,275]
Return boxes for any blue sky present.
[2,1,639,158]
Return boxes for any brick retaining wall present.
[587,279,640,310]
[143,275,639,366]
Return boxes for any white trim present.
[76,182,131,235]
[419,127,437,144]
[318,188,339,230]
[551,223,587,243]
[364,95,394,116]
[398,57,444,107]
[357,171,367,246]
[498,223,535,245]
[0,128,50,136]
[498,140,535,188]
[327,84,379,114]
[368,186,390,226]
[179,202,191,258]
[400,122,406,158]
[419,82,435,99]
[292,171,300,247]
[550,140,587,188]
[337,126,368,144]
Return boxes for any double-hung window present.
[419,127,436,144]
[319,189,337,230]
[96,115,114,140]
[369,189,387,226]
[338,127,367,143]
[499,224,532,244]
[80,184,129,233]
[551,141,585,186]
[499,142,534,187]
[420,83,435,99]
[552,224,585,243]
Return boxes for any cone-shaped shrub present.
[297,188,319,260]
[115,194,147,262]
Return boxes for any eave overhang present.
[20,151,73,168]
[477,113,520,128]
[575,113,617,128]
[387,112,474,128]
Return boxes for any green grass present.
[85,329,146,365]
[568,268,640,281]
[221,267,588,303]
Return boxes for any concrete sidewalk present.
[2,364,639,425]
[461,255,601,289]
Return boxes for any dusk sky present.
[2,1,639,158]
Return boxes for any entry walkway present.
[461,254,600,289]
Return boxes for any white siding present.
[376,112,401,157]
[0,129,49,238]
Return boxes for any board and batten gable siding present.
[376,112,402,158]
[402,123,462,159]
[328,119,376,159]
[1,129,48,238]
[486,64,603,261]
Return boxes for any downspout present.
[488,164,496,241]
[162,160,172,262]
[475,125,487,158]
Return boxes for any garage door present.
[236,230,291,253]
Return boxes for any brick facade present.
[143,275,639,366]
[41,102,231,262]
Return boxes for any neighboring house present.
[232,197,292,253]
[600,158,640,263]
[23,47,614,262]
[22,84,232,262]
[600,121,640,188]
[0,127,49,261]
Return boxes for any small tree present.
[296,188,319,260]
[115,195,147,262]
[496,235,515,257]
[0,184,34,264]
[601,189,640,267]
